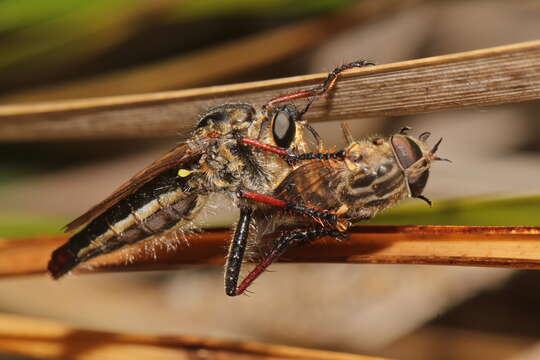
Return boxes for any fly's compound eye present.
[408,170,429,198]
[391,134,429,197]
[391,135,423,169]
[272,111,296,148]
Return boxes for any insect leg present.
[239,137,347,165]
[238,190,347,230]
[283,150,346,165]
[264,60,375,109]
[234,227,346,295]
[225,207,253,296]
[239,137,289,157]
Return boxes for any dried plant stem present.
[0,313,385,360]
[1,225,539,278]
[1,40,540,140]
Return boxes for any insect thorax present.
[187,104,303,196]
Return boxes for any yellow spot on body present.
[178,169,192,177]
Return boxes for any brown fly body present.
[236,125,449,295]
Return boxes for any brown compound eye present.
[391,134,429,197]
[272,111,296,148]
[408,171,430,198]
[391,135,423,169]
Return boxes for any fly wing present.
[274,160,346,210]
[64,143,201,232]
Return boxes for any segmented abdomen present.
[48,168,205,278]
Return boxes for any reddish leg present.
[240,190,288,208]
[235,62,375,162]
[239,190,341,227]
[239,138,289,157]
[234,227,346,296]
[264,60,374,110]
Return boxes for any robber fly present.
[48,61,374,296]
[232,124,449,295]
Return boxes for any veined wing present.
[64,143,201,232]
[274,160,346,210]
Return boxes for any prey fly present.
[233,124,449,295]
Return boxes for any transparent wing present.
[274,160,346,210]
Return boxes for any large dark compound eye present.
[408,170,429,197]
[196,104,254,129]
[391,135,423,169]
[272,110,296,148]
[391,134,429,197]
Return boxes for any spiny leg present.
[264,60,375,110]
[225,207,253,296]
[283,150,346,165]
[238,138,347,166]
[234,227,346,296]
[238,190,347,229]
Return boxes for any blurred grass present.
[368,194,540,226]
[1,194,539,238]
[0,0,359,92]
[0,0,356,32]
[0,0,153,83]
[169,0,357,20]
[0,0,90,32]
[0,213,67,238]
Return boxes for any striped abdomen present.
[48,168,206,278]
[342,158,407,219]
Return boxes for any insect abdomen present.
[48,169,205,278]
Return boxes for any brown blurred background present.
[1,1,540,359]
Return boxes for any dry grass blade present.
[1,40,540,140]
[0,313,385,360]
[1,225,540,278]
